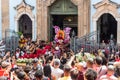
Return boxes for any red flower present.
[42,49,46,54]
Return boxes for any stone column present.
[36,0,42,39]
[84,0,90,34]
[117,19,120,44]
[83,0,90,35]
[77,0,90,37]
[93,19,97,32]
[78,0,84,37]
[15,18,18,32]
[37,0,48,41]
[93,18,97,41]
[1,0,9,38]
[32,19,36,41]
[41,5,48,41]
[43,6,48,41]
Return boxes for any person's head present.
[45,55,53,64]
[12,55,16,60]
[102,40,105,43]
[76,62,84,72]
[53,59,60,68]
[59,33,62,37]
[101,56,107,65]
[107,65,115,76]
[84,68,97,80]
[32,58,38,67]
[43,64,51,77]
[0,76,8,80]
[115,66,120,77]
[17,72,26,80]
[1,61,10,69]
[86,58,94,68]
[70,69,79,80]
[5,51,10,57]
[35,70,43,80]
[80,48,84,52]
[24,66,31,74]
[95,56,102,66]
[63,53,67,58]
[71,61,75,68]
[63,65,71,76]
[16,48,20,52]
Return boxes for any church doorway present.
[51,15,78,40]
[49,0,78,41]
[18,14,32,38]
[97,13,117,43]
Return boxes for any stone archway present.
[15,0,36,41]
[18,14,32,38]
[97,13,117,43]
[37,0,90,41]
[92,0,120,44]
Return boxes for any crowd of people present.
[0,36,120,80]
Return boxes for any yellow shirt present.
[58,76,71,80]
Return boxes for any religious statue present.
[19,34,26,49]
[53,26,71,44]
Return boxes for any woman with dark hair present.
[70,69,79,80]
[43,64,56,80]
[115,66,120,79]
[84,68,97,80]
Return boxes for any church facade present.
[0,0,120,43]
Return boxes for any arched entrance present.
[18,14,32,38]
[97,13,117,43]
[49,0,78,41]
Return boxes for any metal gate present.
[70,31,100,53]
[5,29,19,52]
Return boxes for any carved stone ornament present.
[15,0,34,11]
[93,0,120,9]
[93,0,120,19]
[45,0,78,7]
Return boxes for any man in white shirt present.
[52,59,64,80]
[94,56,107,80]
[100,65,118,80]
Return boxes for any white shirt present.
[100,75,118,80]
[96,65,107,80]
[52,67,64,80]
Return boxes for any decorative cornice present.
[93,0,120,9]
[45,0,79,7]
[14,0,34,10]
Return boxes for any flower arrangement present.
[75,52,95,62]
[16,58,33,63]
[53,26,71,44]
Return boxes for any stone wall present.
[1,0,9,38]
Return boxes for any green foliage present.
[75,53,95,62]
[17,32,23,37]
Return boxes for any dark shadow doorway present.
[18,14,32,38]
[97,13,117,44]
[50,15,78,41]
